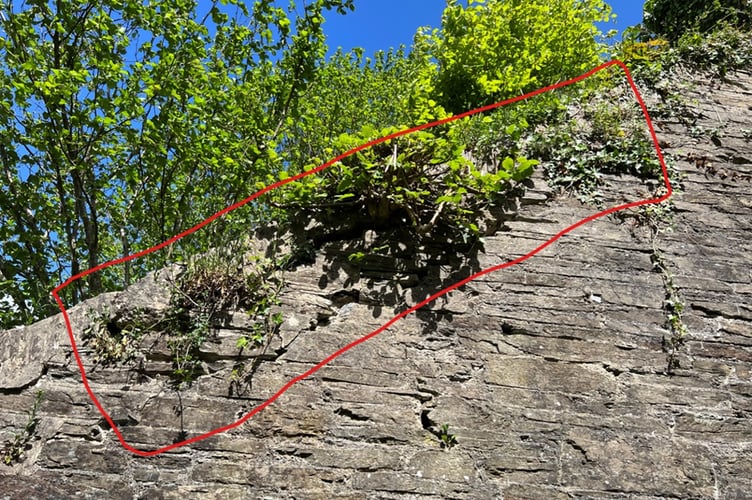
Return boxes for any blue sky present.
[322,1,645,57]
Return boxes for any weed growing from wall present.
[526,79,663,205]
[439,423,458,450]
[2,390,44,466]
[165,239,287,390]
[651,249,689,373]
[82,306,148,367]
[81,238,287,392]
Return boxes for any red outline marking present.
[53,60,670,457]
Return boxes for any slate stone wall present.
[1,70,750,499]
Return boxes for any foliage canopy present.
[422,0,613,114]
[0,0,659,330]
[0,0,353,327]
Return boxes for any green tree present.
[643,0,751,41]
[422,0,613,115]
[277,37,446,177]
[0,0,353,329]
[272,38,537,241]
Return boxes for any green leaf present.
[501,157,515,172]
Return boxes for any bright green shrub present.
[422,0,613,114]
[273,121,536,240]
[619,37,670,64]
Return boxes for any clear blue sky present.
[322,1,645,57]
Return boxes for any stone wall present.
[1,70,750,499]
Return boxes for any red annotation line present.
[53,60,671,457]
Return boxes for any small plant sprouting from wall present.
[630,197,676,237]
[2,390,44,466]
[82,306,149,367]
[439,423,458,450]
[651,249,689,373]
[165,241,287,390]
[81,238,287,392]
[234,253,287,352]
[164,308,211,390]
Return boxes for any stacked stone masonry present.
[1,70,750,498]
